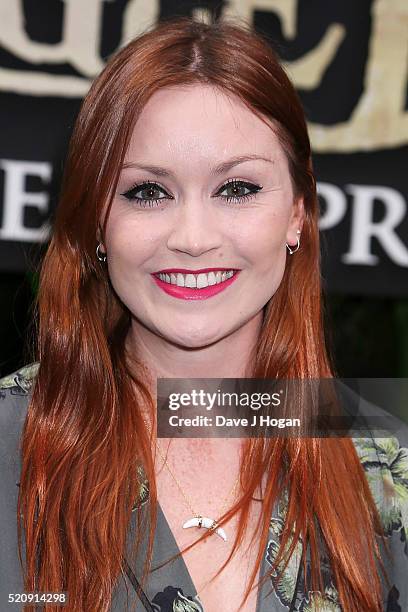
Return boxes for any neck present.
[125,313,263,440]
[125,312,263,386]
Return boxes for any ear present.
[286,196,305,246]
[96,224,106,249]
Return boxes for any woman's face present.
[100,84,304,349]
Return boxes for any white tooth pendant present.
[183,515,227,542]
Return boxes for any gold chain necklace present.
[142,412,240,542]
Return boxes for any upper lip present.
[153,268,240,275]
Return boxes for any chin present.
[167,328,226,350]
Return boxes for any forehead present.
[124,84,287,169]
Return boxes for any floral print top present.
[0,363,407,611]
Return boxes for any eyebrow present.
[121,154,274,176]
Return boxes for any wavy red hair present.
[18,16,388,611]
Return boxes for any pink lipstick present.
[151,269,240,301]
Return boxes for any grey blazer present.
[1,363,408,611]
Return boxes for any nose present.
[166,197,223,257]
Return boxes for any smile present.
[151,269,240,300]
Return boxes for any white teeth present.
[157,270,237,288]
[207,271,216,286]
[184,273,196,288]
[196,273,209,288]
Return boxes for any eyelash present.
[120,179,263,208]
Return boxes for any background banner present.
[0,0,407,294]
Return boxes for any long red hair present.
[19,16,388,611]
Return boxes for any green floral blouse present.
[0,364,407,611]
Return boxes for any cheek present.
[104,215,159,265]
[236,211,287,270]
[102,219,159,302]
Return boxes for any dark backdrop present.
[0,0,407,377]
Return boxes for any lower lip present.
[151,272,240,300]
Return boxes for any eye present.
[120,178,262,209]
[216,179,262,204]
[120,181,173,208]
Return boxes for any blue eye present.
[120,179,262,208]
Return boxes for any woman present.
[1,16,407,612]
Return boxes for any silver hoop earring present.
[286,230,301,255]
[96,243,107,262]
